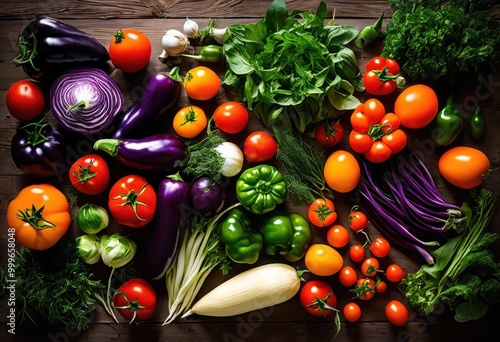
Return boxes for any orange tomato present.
[173,106,207,138]
[109,28,152,73]
[326,224,350,248]
[305,243,343,276]
[394,84,438,129]
[324,150,360,193]
[438,146,490,189]
[385,300,409,326]
[307,198,337,227]
[7,184,71,250]
[184,66,221,100]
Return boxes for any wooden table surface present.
[1,1,499,341]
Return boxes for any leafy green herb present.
[402,189,500,322]
[382,0,500,84]
[222,0,363,133]
[0,239,104,330]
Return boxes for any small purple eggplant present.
[144,173,190,279]
[93,133,188,172]
[190,176,225,216]
[112,68,182,139]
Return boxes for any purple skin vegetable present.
[190,176,225,216]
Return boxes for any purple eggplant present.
[93,133,188,172]
[190,176,225,216]
[112,68,183,139]
[11,116,66,178]
[144,173,190,279]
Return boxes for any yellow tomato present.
[305,244,343,276]
[173,106,207,139]
[184,66,221,101]
[324,150,360,193]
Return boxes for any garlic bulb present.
[183,17,199,39]
[160,29,190,58]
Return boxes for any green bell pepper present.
[236,164,287,215]
[469,106,485,139]
[259,212,312,262]
[432,94,463,146]
[219,207,263,264]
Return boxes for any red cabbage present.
[50,67,124,133]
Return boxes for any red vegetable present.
[112,278,157,323]
[299,280,338,317]
[69,154,110,195]
[363,56,405,95]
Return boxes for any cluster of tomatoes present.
[300,205,409,327]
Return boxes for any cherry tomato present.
[385,264,405,283]
[343,302,361,322]
[308,198,337,228]
[349,130,373,154]
[213,101,249,134]
[370,237,391,258]
[394,84,438,129]
[299,280,338,318]
[184,66,221,100]
[314,119,344,147]
[109,28,152,73]
[324,150,360,193]
[326,224,350,248]
[352,277,377,300]
[6,80,45,121]
[364,140,393,163]
[381,128,407,155]
[385,300,409,326]
[438,146,490,189]
[348,210,368,232]
[305,244,343,277]
[243,131,278,162]
[112,278,157,323]
[375,280,388,293]
[361,257,380,277]
[173,105,207,138]
[349,244,365,263]
[108,174,157,228]
[363,57,402,96]
[350,99,386,132]
[338,266,358,287]
[69,154,111,195]
[366,56,400,75]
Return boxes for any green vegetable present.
[382,0,500,84]
[432,94,463,146]
[219,207,263,264]
[181,45,223,62]
[259,212,312,263]
[355,12,384,48]
[222,0,363,132]
[235,164,287,215]
[0,238,104,330]
[76,234,101,264]
[402,189,500,322]
[469,106,485,139]
[76,202,109,234]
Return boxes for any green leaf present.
[453,300,489,322]
[264,0,288,32]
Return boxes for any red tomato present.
[352,278,377,300]
[243,131,278,162]
[6,80,45,121]
[363,56,402,96]
[108,174,157,228]
[350,99,386,132]
[69,154,111,195]
[366,56,400,75]
[363,140,393,163]
[314,119,344,147]
[370,237,391,258]
[343,302,361,322]
[438,146,490,189]
[112,278,157,323]
[394,84,438,129]
[338,266,358,287]
[348,130,373,154]
[349,244,365,263]
[299,280,338,317]
[324,150,360,193]
[375,280,388,293]
[361,257,380,277]
[308,198,337,228]
[305,244,343,277]
[385,264,405,283]
[348,210,368,232]
[109,28,152,73]
[213,101,249,134]
[326,224,350,248]
[184,66,221,100]
[385,300,409,326]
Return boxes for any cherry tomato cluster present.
[363,56,405,96]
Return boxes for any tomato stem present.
[113,182,150,222]
[72,158,97,185]
[16,204,55,230]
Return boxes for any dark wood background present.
[1,1,499,341]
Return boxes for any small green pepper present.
[180,45,223,62]
[259,212,312,262]
[236,164,287,215]
[355,12,384,48]
[469,106,485,139]
[432,94,463,146]
[219,207,263,264]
